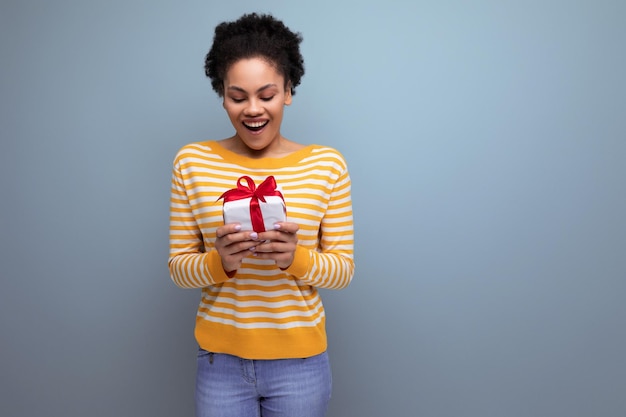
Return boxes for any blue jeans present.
[196,349,332,417]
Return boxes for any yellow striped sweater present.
[168,140,354,359]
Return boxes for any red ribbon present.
[218,175,285,232]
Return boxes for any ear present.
[284,83,293,106]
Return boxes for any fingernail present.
[274,223,281,229]
[249,246,256,252]
[234,224,241,231]
[250,232,258,239]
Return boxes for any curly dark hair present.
[204,13,305,97]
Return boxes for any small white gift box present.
[219,176,286,232]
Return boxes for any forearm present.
[284,246,354,290]
[168,249,231,288]
[285,164,355,289]
[168,156,232,288]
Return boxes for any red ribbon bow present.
[218,175,285,232]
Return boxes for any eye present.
[230,97,245,103]
[261,96,275,102]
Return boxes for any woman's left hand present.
[253,222,299,269]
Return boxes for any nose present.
[244,98,263,116]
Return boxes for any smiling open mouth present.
[243,121,268,132]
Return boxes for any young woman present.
[168,13,354,417]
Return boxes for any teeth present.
[244,121,267,128]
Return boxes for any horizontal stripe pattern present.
[168,141,354,358]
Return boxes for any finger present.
[219,231,259,247]
[253,240,296,253]
[257,229,298,243]
[253,250,294,269]
[216,223,242,239]
[251,241,274,253]
[272,221,299,234]
[219,236,259,255]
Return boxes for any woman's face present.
[222,57,292,154]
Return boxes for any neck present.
[230,135,289,159]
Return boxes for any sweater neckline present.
[205,140,317,168]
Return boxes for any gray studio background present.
[1,1,625,416]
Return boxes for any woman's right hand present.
[214,224,259,274]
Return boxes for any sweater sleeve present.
[167,156,231,288]
[284,165,355,289]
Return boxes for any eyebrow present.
[226,83,278,94]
